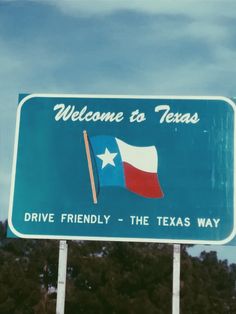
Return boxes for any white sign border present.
[8,94,236,245]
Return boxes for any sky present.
[1,0,236,262]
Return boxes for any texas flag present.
[89,135,164,198]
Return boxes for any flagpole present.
[172,244,181,314]
[83,130,97,204]
[56,240,68,314]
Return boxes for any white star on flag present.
[97,148,117,169]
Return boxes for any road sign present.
[8,94,235,244]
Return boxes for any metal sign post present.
[172,244,181,314]
[56,240,68,314]
[7,94,236,313]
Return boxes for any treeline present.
[0,220,236,314]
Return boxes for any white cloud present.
[39,0,236,19]
[0,0,236,220]
[33,0,235,59]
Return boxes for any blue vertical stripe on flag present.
[90,135,125,188]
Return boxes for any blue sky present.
[1,0,236,262]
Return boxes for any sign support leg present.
[172,244,181,314]
[56,240,68,314]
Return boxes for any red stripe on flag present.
[123,162,164,198]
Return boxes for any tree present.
[1,221,236,313]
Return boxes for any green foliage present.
[65,242,172,314]
[1,221,236,313]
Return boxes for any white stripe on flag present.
[115,138,158,173]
